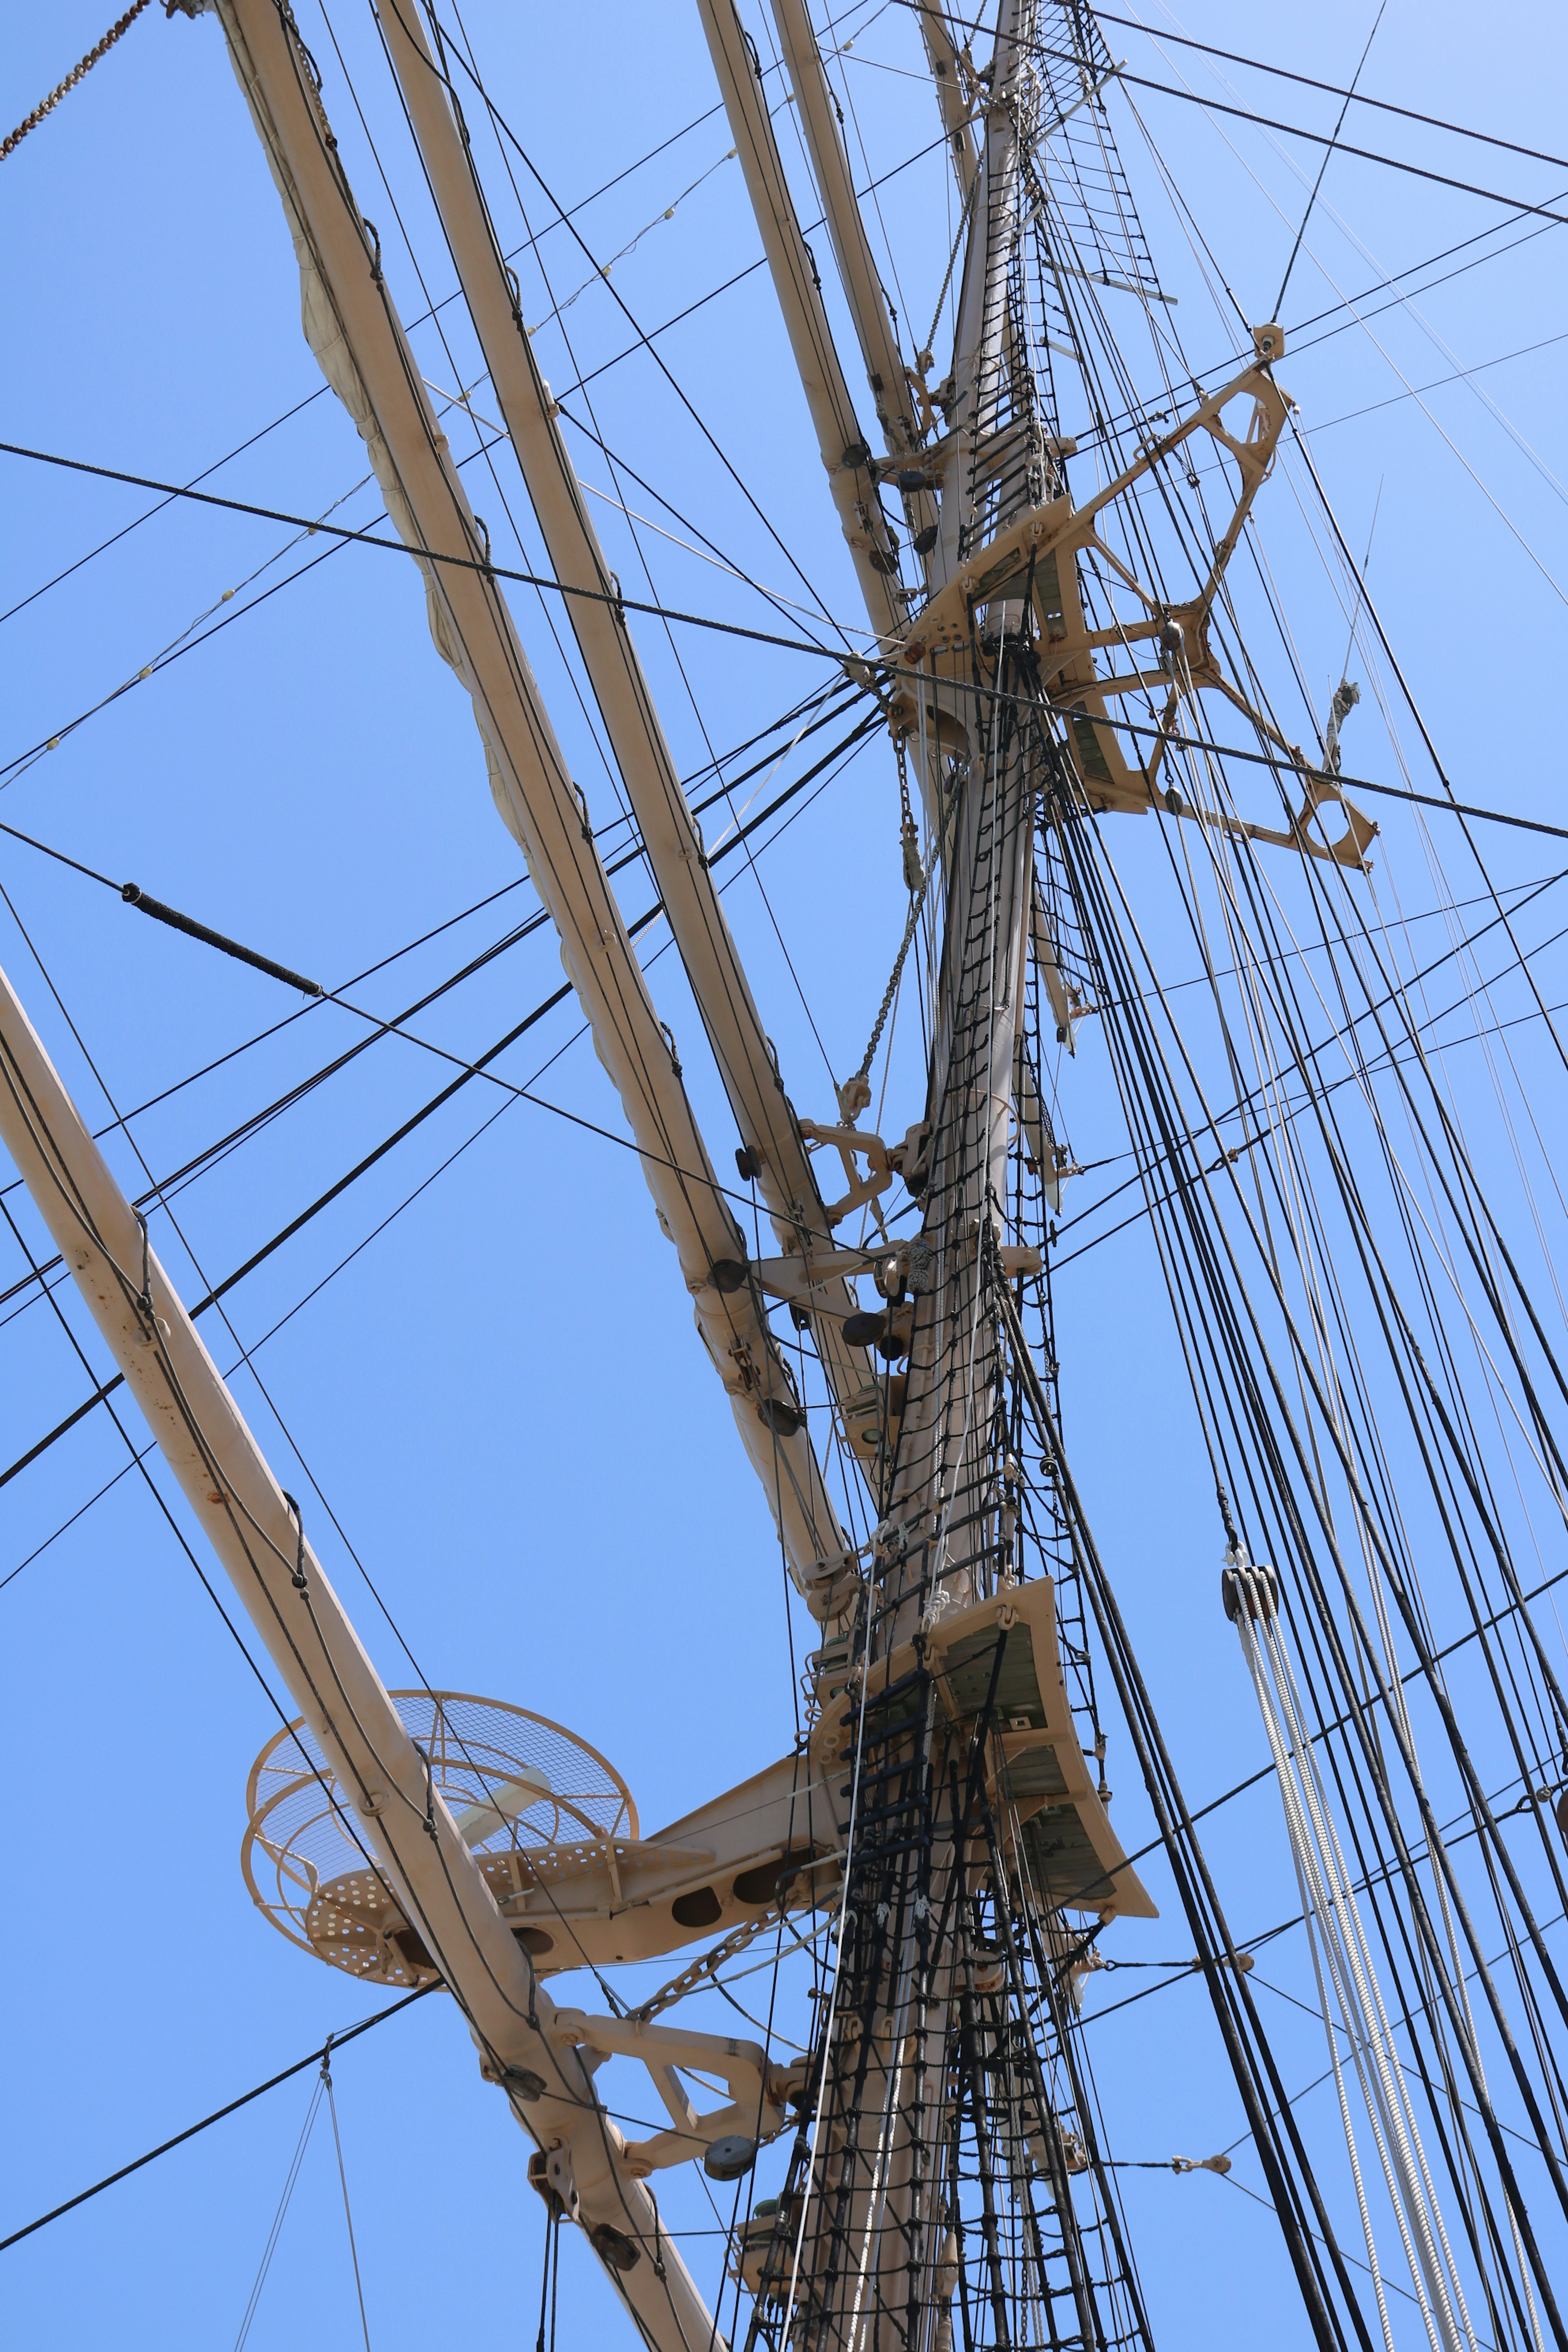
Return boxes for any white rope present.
[1267,1615,1479,2352]
[1234,1584,1398,2352]
[1228,1562,1478,2352]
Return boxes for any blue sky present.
[2,1,1566,2344]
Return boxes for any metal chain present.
[897,734,922,890]
[2,0,154,161]
[919,162,981,368]
[853,771,961,1087]
[631,1908,784,2022]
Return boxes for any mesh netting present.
[241,1690,635,1971]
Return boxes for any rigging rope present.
[1043,757,1568,2338]
[0,440,849,663]
[0,702,878,1502]
[232,2071,324,2352]
[0,1987,430,2256]
[929,13,1568,226]
[321,2039,374,2352]
[1088,7,1568,178]
[1226,1562,1477,2352]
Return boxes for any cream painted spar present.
[203,0,859,1616]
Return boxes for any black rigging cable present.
[928,7,1568,224]
[0,676,856,1238]
[0,704,878,1490]
[1088,8,1568,180]
[1272,1,1386,318]
[0,385,330,633]
[879,678,1568,847]
[0,440,847,663]
[1101,65,1568,227]
[0,1987,432,2254]
[1042,764,1568,2329]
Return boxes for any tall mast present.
[744,10,1098,2342]
[53,5,1557,2345]
[692,4,1375,2346]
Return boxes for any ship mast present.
[684,5,1394,2348]
[11,3,1568,2346]
[154,1,1402,2343]
[679,6,1143,2345]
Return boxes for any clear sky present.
[2,2,1566,2345]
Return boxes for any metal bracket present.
[797,1120,894,1229]
[549,2008,788,2180]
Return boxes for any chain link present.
[853,769,962,1087]
[2,0,154,162]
